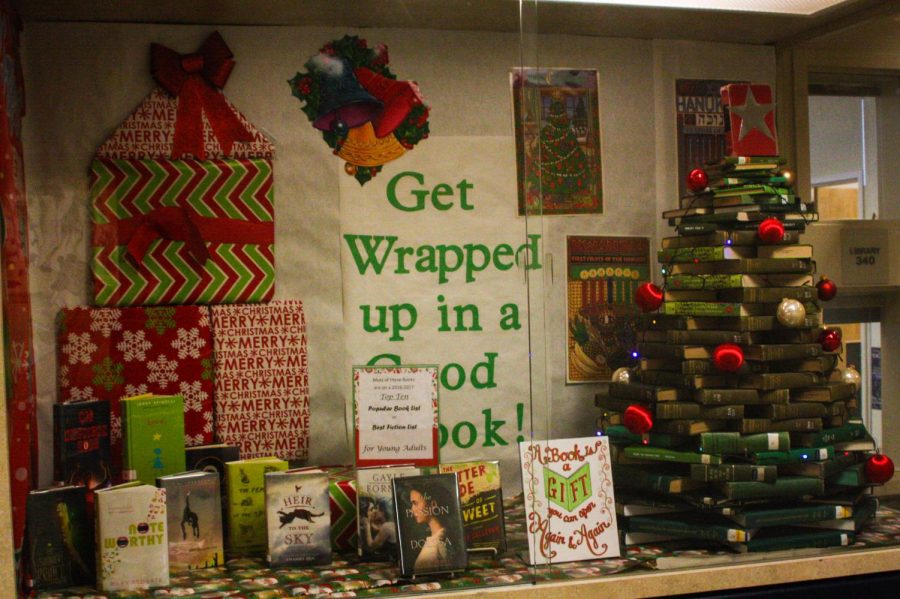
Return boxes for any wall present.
[20,22,774,488]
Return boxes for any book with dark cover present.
[157,470,224,571]
[53,400,112,491]
[623,446,723,465]
[734,527,852,552]
[24,485,94,591]
[723,502,852,528]
[792,422,867,448]
[393,473,467,576]
[121,394,186,485]
[653,419,729,435]
[607,381,690,402]
[791,383,856,403]
[779,452,858,479]
[439,461,506,553]
[265,468,332,567]
[698,431,790,455]
[626,513,751,543]
[718,476,824,500]
[754,446,834,465]
[799,495,877,532]
[691,463,777,483]
[667,258,812,276]
[612,465,707,494]
[603,425,691,449]
[357,464,421,561]
[185,443,240,524]
[660,229,801,248]
[740,372,823,391]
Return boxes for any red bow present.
[150,32,254,159]
[126,207,211,267]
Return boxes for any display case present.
[1,1,898,597]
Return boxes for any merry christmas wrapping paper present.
[57,305,215,477]
[212,300,310,461]
[90,32,275,307]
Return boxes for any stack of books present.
[596,148,880,553]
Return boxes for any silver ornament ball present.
[611,367,632,384]
[776,298,806,328]
[841,365,861,391]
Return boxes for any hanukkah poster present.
[519,436,619,565]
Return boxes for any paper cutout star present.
[153,433,162,441]
[731,87,775,142]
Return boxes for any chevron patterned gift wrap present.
[325,465,359,552]
[90,156,274,306]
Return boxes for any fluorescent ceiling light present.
[538,1,853,16]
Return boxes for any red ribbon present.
[150,32,254,159]
[94,206,274,268]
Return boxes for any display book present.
[594,83,891,553]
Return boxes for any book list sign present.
[519,436,620,565]
[354,365,439,467]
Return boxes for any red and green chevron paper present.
[90,156,274,306]
[325,465,359,552]
[56,305,215,480]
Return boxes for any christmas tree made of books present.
[595,83,894,553]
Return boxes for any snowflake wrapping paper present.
[90,32,275,307]
[212,300,310,461]
[57,305,215,478]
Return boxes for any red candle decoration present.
[817,276,837,301]
[713,343,744,373]
[687,168,708,193]
[757,217,785,244]
[819,328,842,352]
[624,404,654,435]
[865,454,895,485]
[635,282,664,313]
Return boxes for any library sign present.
[841,228,889,286]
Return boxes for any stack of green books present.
[596,151,880,553]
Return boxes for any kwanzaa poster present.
[566,236,649,383]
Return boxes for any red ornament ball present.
[635,282,664,312]
[624,404,654,435]
[819,328,842,352]
[757,217,785,244]
[687,168,708,192]
[817,276,837,301]
[713,343,745,373]
[865,454,895,485]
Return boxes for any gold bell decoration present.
[338,121,406,169]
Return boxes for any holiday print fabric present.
[212,301,310,461]
[57,306,215,476]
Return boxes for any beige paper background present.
[20,23,775,493]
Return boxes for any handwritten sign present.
[353,365,439,467]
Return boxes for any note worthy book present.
[157,470,224,571]
[95,483,168,592]
[439,461,506,553]
[265,468,332,567]
[519,436,620,565]
[393,473,468,577]
[357,464,420,561]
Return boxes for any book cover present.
[122,394,186,484]
[658,245,754,262]
[95,483,168,591]
[626,513,751,543]
[356,464,420,560]
[53,400,112,491]
[393,473,468,576]
[265,468,331,567]
[725,502,852,528]
[720,84,778,157]
[691,463,777,483]
[439,461,506,553]
[719,476,824,500]
[157,470,224,571]
[667,258,812,276]
[623,446,722,465]
[25,486,94,590]
[699,431,790,454]
[519,437,621,565]
[225,457,289,555]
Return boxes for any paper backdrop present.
[341,137,535,485]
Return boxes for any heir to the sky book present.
[439,461,506,553]
[53,400,112,490]
[226,457,289,555]
[265,468,332,567]
[122,394,186,484]
[95,482,168,592]
[519,436,621,565]
[25,485,94,591]
[356,464,420,561]
[393,473,468,576]
[157,470,224,571]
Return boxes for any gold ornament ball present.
[841,365,861,391]
[776,298,806,328]
[344,162,358,176]
[611,367,632,384]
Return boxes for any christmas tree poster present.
[512,68,602,215]
[566,236,648,383]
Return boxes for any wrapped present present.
[90,32,275,306]
[211,301,310,461]
[57,305,215,477]
[325,465,358,552]
[721,83,778,157]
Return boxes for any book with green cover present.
[607,382,690,402]
[660,229,800,248]
[225,457,289,555]
[744,344,821,361]
[626,513,752,543]
[698,431,790,455]
[623,446,722,465]
[754,446,834,465]
[612,465,706,494]
[792,422,867,448]
[603,425,690,449]
[799,495,877,532]
[666,286,817,304]
[740,372,823,391]
[658,246,755,263]
[652,419,729,435]
[596,395,702,420]
[662,301,775,318]
[694,388,761,406]
[667,258,813,276]
[734,527,852,553]
[723,503,852,528]
[121,394,186,485]
[718,476,824,500]
[691,463,777,483]
[779,452,857,479]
